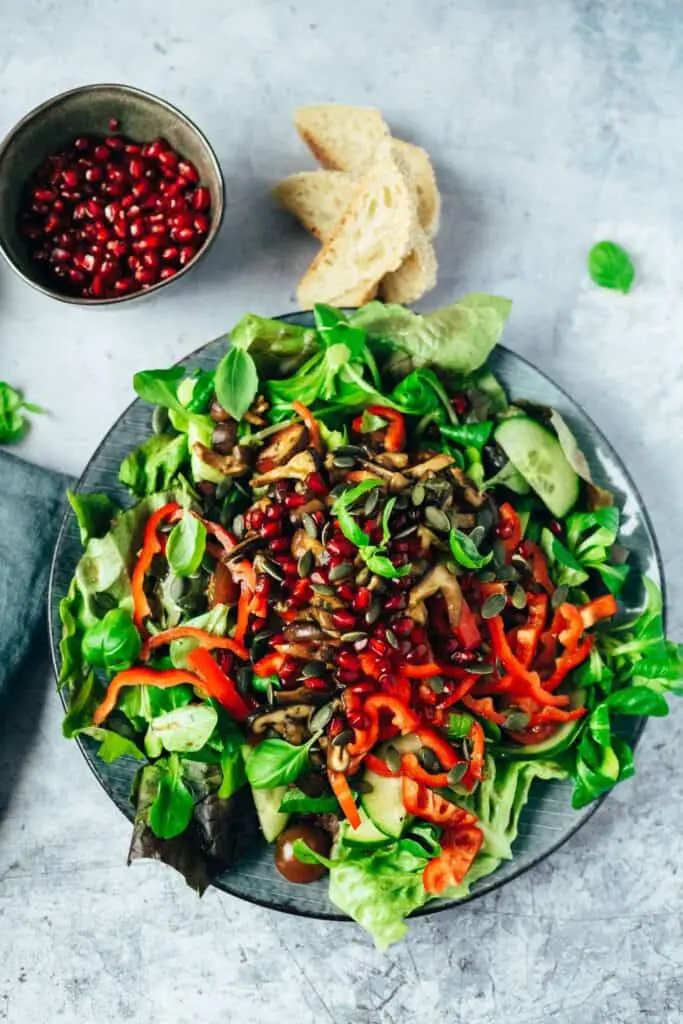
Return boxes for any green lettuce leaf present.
[229,314,319,377]
[119,434,188,497]
[67,490,121,546]
[349,294,512,379]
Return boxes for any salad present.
[58,296,683,949]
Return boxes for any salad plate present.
[48,303,667,946]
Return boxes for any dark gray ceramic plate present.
[48,312,663,920]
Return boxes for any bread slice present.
[393,140,440,239]
[294,105,389,173]
[274,170,356,241]
[380,228,438,304]
[294,105,440,238]
[296,140,420,309]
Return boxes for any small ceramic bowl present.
[0,83,224,305]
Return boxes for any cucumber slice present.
[241,745,289,842]
[494,416,579,517]
[494,690,586,759]
[361,768,411,838]
[342,808,393,849]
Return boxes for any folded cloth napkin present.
[0,451,73,703]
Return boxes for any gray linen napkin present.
[0,451,73,703]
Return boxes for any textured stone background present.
[2,1,683,1021]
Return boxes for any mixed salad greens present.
[58,296,683,949]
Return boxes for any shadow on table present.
[0,630,52,828]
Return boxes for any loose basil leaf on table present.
[0,380,44,444]
[214,347,259,421]
[587,241,635,294]
[166,513,207,576]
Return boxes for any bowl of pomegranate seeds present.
[0,83,224,303]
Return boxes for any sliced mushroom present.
[358,459,410,492]
[449,466,487,508]
[407,564,463,629]
[291,527,324,560]
[225,533,267,562]
[252,448,320,487]
[416,524,445,553]
[274,687,331,706]
[245,394,270,427]
[327,741,351,773]
[192,442,252,477]
[406,453,455,480]
[284,621,335,643]
[256,422,309,473]
[450,512,477,530]
[376,451,410,470]
[289,498,325,522]
[249,704,315,745]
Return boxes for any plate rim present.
[47,311,663,922]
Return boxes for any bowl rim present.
[0,82,225,306]
[47,311,663,922]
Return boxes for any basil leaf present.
[82,607,142,674]
[214,347,258,422]
[245,733,320,789]
[0,380,44,444]
[361,549,412,579]
[588,241,635,294]
[441,421,493,452]
[448,712,474,738]
[381,497,396,546]
[449,528,493,570]
[604,686,669,717]
[332,479,384,512]
[279,788,340,814]
[147,704,219,753]
[166,514,207,577]
[149,754,195,839]
[332,479,382,549]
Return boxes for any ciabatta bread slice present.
[393,140,440,239]
[381,228,438,304]
[274,170,355,241]
[297,140,419,309]
[294,105,389,173]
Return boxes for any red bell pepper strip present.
[328,770,361,829]
[401,754,451,788]
[292,400,322,454]
[461,719,486,789]
[359,652,381,679]
[186,647,252,720]
[579,594,618,629]
[438,674,479,711]
[461,694,507,726]
[382,674,412,705]
[544,636,594,691]
[353,405,406,452]
[402,776,477,827]
[454,597,482,650]
[233,584,252,646]
[365,694,420,733]
[487,617,569,707]
[131,502,181,630]
[364,753,400,778]
[519,540,555,594]
[423,824,483,895]
[515,592,549,668]
[498,502,521,562]
[402,662,475,681]
[253,652,285,677]
[92,666,199,726]
[551,602,583,653]
[141,626,248,661]
[531,704,587,724]
[400,726,460,788]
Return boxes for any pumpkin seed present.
[232,513,245,539]
[394,493,410,510]
[552,584,569,609]
[236,666,252,695]
[481,592,507,618]
[419,747,441,773]
[251,629,274,660]
[411,483,426,507]
[429,675,445,693]
[496,564,518,582]
[511,585,528,610]
[321,520,333,546]
[340,631,367,643]
[395,524,417,539]
[333,454,357,469]
[152,404,169,435]
[302,513,318,538]
[332,728,354,747]
[425,506,451,532]
[310,703,335,732]
[363,488,380,516]
[476,506,494,531]
[312,583,335,596]
[353,637,369,651]
[511,553,529,572]
[297,550,314,578]
[386,628,399,649]
[468,661,495,675]
[354,779,375,795]
[493,540,507,566]
[478,569,497,583]
[504,710,531,731]
[469,525,486,548]
[261,557,285,582]
[336,445,366,459]
[384,745,401,773]
[447,764,467,786]
[300,661,326,680]
[365,600,382,625]
[355,565,371,586]
[329,562,353,582]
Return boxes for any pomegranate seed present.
[129,218,146,239]
[280,657,299,680]
[93,144,110,161]
[452,393,468,416]
[191,186,211,211]
[51,247,70,263]
[31,202,49,215]
[160,245,179,264]
[132,180,151,200]
[337,582,355,603]
[100,258,118,279]
[62,168,79,188]
[303,677,329,691]
[33,187,56,203]
[338,668,361,684]
[105,135,124,150]
[44,212,62,234]
[113,219,128,239]
[128,158,146,180]
[73,136,90,150]
[393,617,414,637]
[178,245,196,266]
[106,239,128,257]
[338,650,360,673]
[158,149,178,169]
[269,537,290,553]
[384,594,406,611]
[332,609,356,631]
[177,159,198,183]
[284,493,307,509]
[352,587,372,613]
[261,521,281,539]
[411,626,428,646]
[103,202,120,223]
[107,166,127,186]
[141,251,160,272]
[549,519,564,537]
[91,274,106,296]
[135,234,164,251]
[497,521,514,540]
[134,266,156,286]
[171,225,195,244]
[370,638,389,657]
[193,213,209,235]
[113,276,135,294]
[305,472,328,497]
[159,267,176,281]
[327,536,357,558]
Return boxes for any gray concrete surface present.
[2,1,683,1021]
